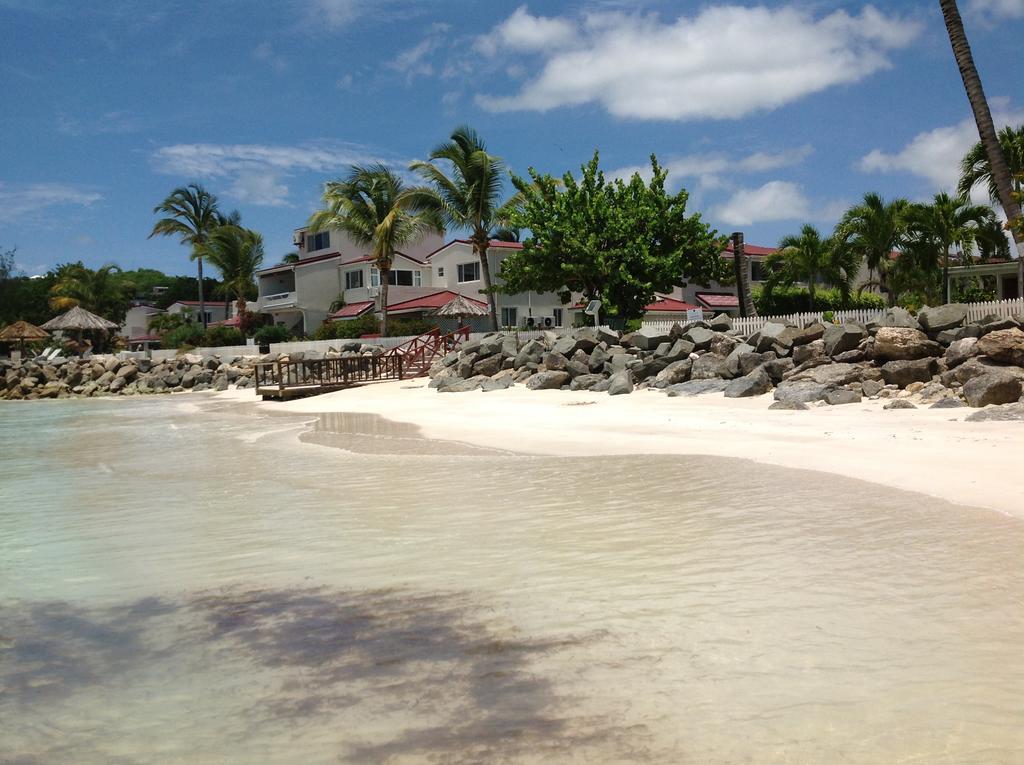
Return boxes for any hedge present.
[753,286,886,316]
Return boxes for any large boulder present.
[976,328,1024,366]
[569,374,605,391]
[724,368,773,398]
[963,371,1024,408]
[709,313,733,331]
[879,358,938,388]
[789,362,868,387]
[653,359,693,387]
[945,337,980,368]
[472,354,504,377]
[792,339,825,366]
[690,354,729,380]
[877,306,920,330]
[513,339,545,369]
[607,370,634,396]
[683,326,715,351]
[551,334,579,356]
[917,304,968,334]
[823,324,865,357]
[480,376,514,392]
[631,327,672,351]
[773,380,833,404]
[438,376,488,393]
[965,402,1024,422]
[664,379,730,396]
[791,323,825,346]
[953,356,1024,385]
[525,370,570,390]
[476,334,506,358]
[540,352,568,371]
[573,327,600,352]
[872,327,942,362]
[825,389,862,405]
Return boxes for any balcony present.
[258,291,298,310]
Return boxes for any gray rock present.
[552,334,579,356]
[653,359,693,387]
[823,323,865,357]
[945,337,980,368]
[872,327,943,361]
[790,362,868,387]
[607,370,634,396]
[724,343,755,376]
[597,327,620,345]
[826,389,861,405]
[665,379,730,396]
[710,333,740,357]
[976,328,1024,366]
[791,323,826,346]
[480,376,514,392]
[709,313,733,331]
[917,304,968,333]
[631,327,671,351]
[833,349,866,363]
[588,344,609,372]
[762,357,795,384]
[573,327,600,352]
[541,352,569,371]
[477,334,506,358]
[930,397,964,409]
[878,306,921,330]
[690,353,728,380]
[724,368,773,398]
[180,372,197,389]
[525,370,570,390]
[963,370,1024,407]
[473,354,504,377]
[792,339,825,365]
[964,402,1024,421]
[438,376,488,393]
[937,325,981,345]
[954,356,1020,385]
[773,380,833,404]
[683,326,715,351]
[514,339,545,369]
[862,379,883,397]
[569,374,605,391]
[565,360,591,378]
[883,399,917,409]
[662,338,695,362]
[977,316,1021,334]
[879,358,938,388]
[769,400,809,410]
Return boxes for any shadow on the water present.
[1,587,644,763]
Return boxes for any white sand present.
[221,382,1024,518]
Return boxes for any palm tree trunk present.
[940,0,1024,272]
[475,237,499,331]
[196,256,207,329]
[379,268,390,337]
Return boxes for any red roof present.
[329,300,375,319]
[722,243,776,257]
[644,295,702,313]
[170,300,227,307]
[386,290,488,315]
[696,292,739,308]
[424,239,524,260]
[257,251,344,275]
[210,315,242,327]
[129,334,161,342]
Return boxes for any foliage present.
[313,314,379,340]
[253,324,292,345]
[48,262,135,322]
[309,164,441,336]
[200,224,264,314]
[753,286,885,315]
[409,125,517,330]
[387,316,434,337]
[951,278,997,303]
[235,310,262,337]
[501,152,727,324]
[201,325,245,347]
[162,323,205,349]
[148,310,191,334]
[832,193,908,305]
[958,124,1024,203]
[152,275,222,309]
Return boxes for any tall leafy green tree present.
[958,125,1024,203]
[149,184,225,328]
[763,225,858,310]
[833,193,908,306]
[201,225,265,317]
[48,263,134,322]
[500,152,726,324]
[410,126,514,331]
[904,192,991,303]
[309,165,442,336]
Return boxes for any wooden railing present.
[383,325,470,379]
[255,354,403,399]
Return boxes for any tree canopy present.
[500,153,727,324]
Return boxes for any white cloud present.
[610,145,813,190]
[151,142,396,207]
[253,42,288,72]
[715,181,811,226]
[0,182,101,223]
[389,23,450,80]
[57,109,140,136]
[858,102,1024,193]
[476,4,921,121]
[305,0,363,29]
[968,0,1024,19]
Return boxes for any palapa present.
[41,305,119,331]
[0,320,50,342]
[431,293,489,319]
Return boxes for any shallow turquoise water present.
[2,397,1023,764]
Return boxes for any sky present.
[1,0,1022,278]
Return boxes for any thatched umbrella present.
[42,306,119,353]
[431,293,489,331]
[0,320,49,356]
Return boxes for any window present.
[307,231,330,251]
[371,269,422,286]
[457,262,480,283]
[750,260,765,282]
[437,267,444,277]
[345,269,364,290]
[501,306,518,328]
[552,308,563,327]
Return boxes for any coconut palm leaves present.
[48,263,134,322]
[201,226,264,315]
[410,125,517,331]
[958,125,1024,203]
[149,184,226,328]
[309,165,441,336]
[833,193,908,306]
[764,225,861,310]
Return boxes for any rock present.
[607,370,634,396]
[964,403,1024,421]
[573,327,600,352]
[664,379,730,396]
[883,399,917,409]
[653,359,693,387]
[472,354,504,377]
[180,372,197,389]
[477,334,506,358]
[597,327,620,346]
[762,357,795,384]
[525,370,570,390]
[460,338,482,356]
[862,379,883,397]
[552,334,579,356]
[710,333,740,357]
[631,327,671,351]
[930,397,964,409]
[945,337,979,368]
[879,358,937,388]
[514,339,545,369]
[565,360,590,378]
[877,306,921,330]
[569,374,605,391]
[976,328,1024,366]
[823,324,865,357]
[709,313,732,331]
[872,327,943,361]
[791,323,826,346]
[953,356,1024,385]
[963,370,1024,407]
[588,345,609,372]
[833,349,866,363]
[825,389,861,405]
[977,316,1021,334]
[480,376,514,392]
[724,343,755,376]
[683,326,715,351]
[917,304,968,333]
[541,352,568,371]
[792,339,825,366]
[690,354,728,380]
[662,338,695,362]
[790,362,868,387]
[724,368,773,398]
[769,400,809,410]
[937,325,981,345]
[438,376,487,393]
[773,380,833,404]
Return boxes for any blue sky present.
[2,0,1022,277]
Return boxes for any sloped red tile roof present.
[329,300,375,319]
[387,290,488,314]
[722,243,776,257]
[696,292,739,308]
[644,295,702,312]
[424,239,524,260]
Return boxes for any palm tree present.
[309,165,441,336]
[49,263,134,322]
[410,125,516,331]
[281,252,300,264]
[833,193,908,306]
[940,0,1023,287]
[201,225,265,317]
[764,225,854,310]
[903,192,991,303]
[149,184,224,328]
[958,125,1024,203]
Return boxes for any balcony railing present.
[258,291,297,308]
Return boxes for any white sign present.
[686,308,704,322]
[584,300,602,316]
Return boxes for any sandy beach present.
[218,381,1024,519]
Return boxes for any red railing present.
[384,325,470,379]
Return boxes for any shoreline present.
[213,381,1024,520]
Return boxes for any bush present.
[202,326,244,347]
[314,314,379,340]
[162,323,205,349]
[386,316,434,337]
[253,324,292,345]
[753,286,886,315]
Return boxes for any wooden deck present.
[255,326,468,400]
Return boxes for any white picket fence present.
[641,298,1024,336]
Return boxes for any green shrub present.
[202,326,245,347]
[253,324,292,345]
[314,314,379,340]
[386,317,434,337]
[162,323,205,349]
[753,286,885,315]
